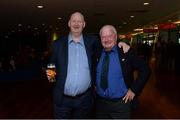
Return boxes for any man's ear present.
[68,21,70,27]
[83,21,86,28]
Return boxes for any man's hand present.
[118,42,130,53]
[46,69,56,82]
[123,89,135,103]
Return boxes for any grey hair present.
[99,25,117,35]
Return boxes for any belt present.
[63,88,91,99]
[97,94,124,102]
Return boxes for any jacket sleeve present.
[48,40,60,66]
[128,49,151,95]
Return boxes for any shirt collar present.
[68,33,84,45]
[103,45,118,54]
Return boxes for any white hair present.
[99,25,117,35]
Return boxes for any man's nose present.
[74,21,79,25]
[103,39,109,42]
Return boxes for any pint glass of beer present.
[47,63,56,82]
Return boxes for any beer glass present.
[47,63,56,82]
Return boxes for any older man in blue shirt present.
[96,25,150,119]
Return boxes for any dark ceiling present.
[0,0,180,33]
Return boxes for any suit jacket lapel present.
[83,35,91,70]
[59,36,68,84]
[118,47,126,76]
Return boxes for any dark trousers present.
[54,89,93,119]
[95,96,131,119]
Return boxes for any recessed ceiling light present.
[119,26,122,28]
[143,2,149,6]
[134,28,143,31]
[168,20,172,22]
[18,24,22,27]
[57,17,62,20]
[37,5,44,9]
[123,22,127,25]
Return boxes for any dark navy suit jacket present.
[117,47,150,95]
[49,34,101,106]
[117,47,150,109]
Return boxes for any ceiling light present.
[168,20,172,22]
[37,5,44,9]
[18,24,22,27]
[119,26,122,28]
[174,20,180,24]
[143,2,149,6]
[57,17,62,20]
[130,15,134,18]
[123,22,127,25]
[154,25,158,27]
[134,28,143,32]
[154,26,158,29]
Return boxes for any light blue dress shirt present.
[64,34,91,96]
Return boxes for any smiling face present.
[68,12,86,36]
[100,25,117,51]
